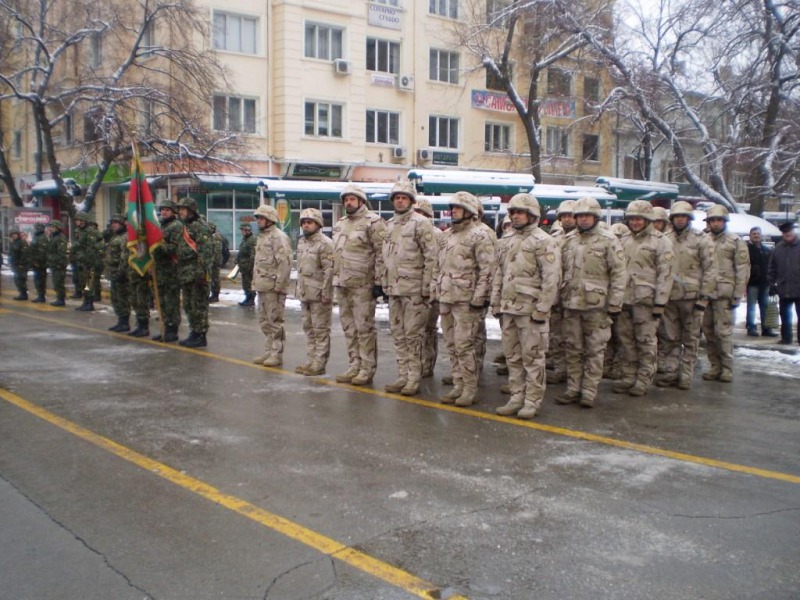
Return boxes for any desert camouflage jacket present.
[253,224,292,293]
[381,210,436,297]
[431,219,495,305]
[621,226,675,307]
[560,225,627,311]
[295,230,333,303]
[666,226,717,301]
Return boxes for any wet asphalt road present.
[0,285,798,600]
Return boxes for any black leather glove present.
[372,285,384,299]
[769,285,778,297]
[608,306,622,318]
[652,305,665,319]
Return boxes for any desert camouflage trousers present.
[502,314,549,409]
[616,305,660,386]
[388,295,430,385]
[563,309,613,402]
[181,280,209,334]
[258,291,287,358]
[702,299,735,372]
[547,306,565,375]
[109,279,131,320]
[660,300,704,380]
[301,300,332,366]
[440,303,482,393]
[475,309,488,371]
[336,285,378,377]
[422,300,440,376]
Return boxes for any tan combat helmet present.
[705,204,730,221]
[299,207,324,227]
[507,193,542,219]
[652,206,669,222]
[625,200,654,220]
[556,199,576,216]
[669,201,695,220]
[390,181,417,203]
[610,222,630,237]
[415,198,434,218]
[449,191,480,217]
[254,204,280,223]
[340,183,368,203]
[573,196,603,217]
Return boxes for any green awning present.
[595,177,679,201]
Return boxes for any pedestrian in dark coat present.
[768,222,800,344]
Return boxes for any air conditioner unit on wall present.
[397,74,415,91]
[391,146,407,160]
[333,59,352,75]
[417,147,432,162]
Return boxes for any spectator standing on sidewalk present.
[746,227,776,337]
[768,221,800,345]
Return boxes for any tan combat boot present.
[384,378,407,393]
[304,361,326,376]
[252,352,271,365]
[440,384,463,404]
[441,374,454,385]
[455,388,477,407]
[496,397,524,416]
[655,374,677,387]
[499,384,511,395]
[718,368,733,383]
[556,390,581,405]
[547,370,566,384]
[516,399,540,420]
[400,381,420,396]
[350,371,374,386]
[702,367,721,380]
[262,355,282,367]
[628,380,648,396]
[295,362,312,375]
[579,394,595,408]
[336,365,359,383]
[612,379,635,394]
[677,372,692,390]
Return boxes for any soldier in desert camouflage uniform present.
[294,208,333,376]
[651,207,670,233]
[610,201,675,397]
[702,205,750,382]
[603,221,632,381]
[382,182,436,397]
[332,184,386,386]
[557,197,627,408]
[251,204,292,367]
[431,191,495,407]
[473,202,498,373]
[655,201,717,389]
[492,194,561,419]
[414,198,442,378]
[546,200,577,385]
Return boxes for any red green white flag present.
[126,149,163,276]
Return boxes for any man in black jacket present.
[746,227,776,336]
[768,222,800,344]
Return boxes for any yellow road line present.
[0,386,466,600]
[5,306,800,486]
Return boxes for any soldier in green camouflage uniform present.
[9,228,29,300]
[105,215,131,332]
[611,201,675,397]
[71,211,102,311]
[208,222,223,303]
[176,197,213,347]
[557,197,627,408]
[151,200,183,342]
[237,223,256,306]
[29,223,48,302]
[381,181,436,397]
[127,263,151,337]
[414,199,442,378]
[431,191,495,407]
[46,220,69,306]
[89,218,105,302]
[702,205,750,382]
[492,194,561,419]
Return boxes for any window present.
[366,109,400,144]
[582,134,599,162]
[665,161,685,183]
[366,38,400,74]
[63,113,73,145]
[305,101,343,138]
[429,116,458,149]
[429,0,458,18]
[141,99,155,137]
[430,49,459,84]
[485,64,511,91]
[213,12,257,54]
[90,32,103,68]
[487,0,512,28]
[304,23,344,61]
[12,131,22,159]
[83,108,103,142]
[547,68,571,97]
[143,20,156,47]
[583,76,600,105]
[546,127,569,156]
[485,123,511,152]
[374,0,401,5]
[213,95,257,133]
[730,172,748,197]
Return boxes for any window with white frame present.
[12,131,22,159]
[546,127,569,156]
[582,134,599,161]
[429,115,458,149]
[730,172,748,197]
[429,49,459,84]
[90,32,103,68]
[429,0,458,18]
[366,38,400,74]
[213,95,257,133]
[487,0,512,28]
[304,23,344,61]
[305,101,343,138]
[63,113,73,145]
[213,11,257,54]
[583,76,600,105]
[366,109,400,144]
[485,123,511,152]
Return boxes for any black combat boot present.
[13,291,28,301]
[239,292,255,307]
[31,296,46,303]
[164,325,180,343]
[76,300,94,311]
[50,298,66,307]
[109,317,130,332]
[180,331,207,348]
[128,319,150,337]
[208,291,220,303]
